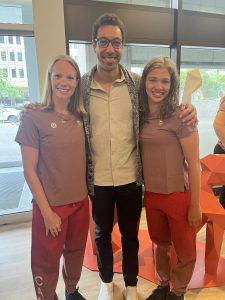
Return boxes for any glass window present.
[19,68,24,78]
[10,51,15,62]
[8,36,13,45]
[1,50,6,61]
[92,0,171,8]
[11,68,17,78]
[0,0,33,24]
[69,41,170,75]
[0,36,39,217]
[183,0,225,15]
[0,36,4,44]
[17,51,22,62]
[1,67,8,78]
[16,36,21,45]
[180,46,225,158]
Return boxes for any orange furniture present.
[83,154,225,288]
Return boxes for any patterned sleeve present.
[15,110,39,149]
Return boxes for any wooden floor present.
[0,209,224,300]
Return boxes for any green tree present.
[0,69,28,105]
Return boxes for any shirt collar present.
[91,67,125,89]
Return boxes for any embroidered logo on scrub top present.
[51,122,57,128]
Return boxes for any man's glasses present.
[94,37,123,49]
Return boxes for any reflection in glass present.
[0,35,39,216]
[180,46,225,157]
[92,0,170,8]
[0,0,33,24]
[183,0,225,15]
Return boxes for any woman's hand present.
[188,204,202,227]
[43,210,62,237]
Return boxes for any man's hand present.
[24,102,42,110]
[179,103,198,126]
[19,102,42,121]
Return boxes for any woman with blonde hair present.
[16,55,88,300]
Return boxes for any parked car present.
[0,107,20,123]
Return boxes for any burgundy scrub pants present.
[31,197,89,300]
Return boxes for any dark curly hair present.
[139,56,179,127]
[92,13,125,42]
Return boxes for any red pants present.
[31,197,89,300]
[144,191,196,295]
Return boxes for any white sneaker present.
[123,286,138,300]
[98,281,113,300]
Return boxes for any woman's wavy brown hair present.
[139,56,179,126]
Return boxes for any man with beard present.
[82,13,196,300]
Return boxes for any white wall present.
[32,0,66,93]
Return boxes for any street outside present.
[0,122,21,164]
[0,122,30,216]
[193,99,219,158]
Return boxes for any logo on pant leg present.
[35,276,44,299]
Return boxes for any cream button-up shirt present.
[90,74,137,186]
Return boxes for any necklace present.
[55,111,72,124]
[158,119,163,126]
